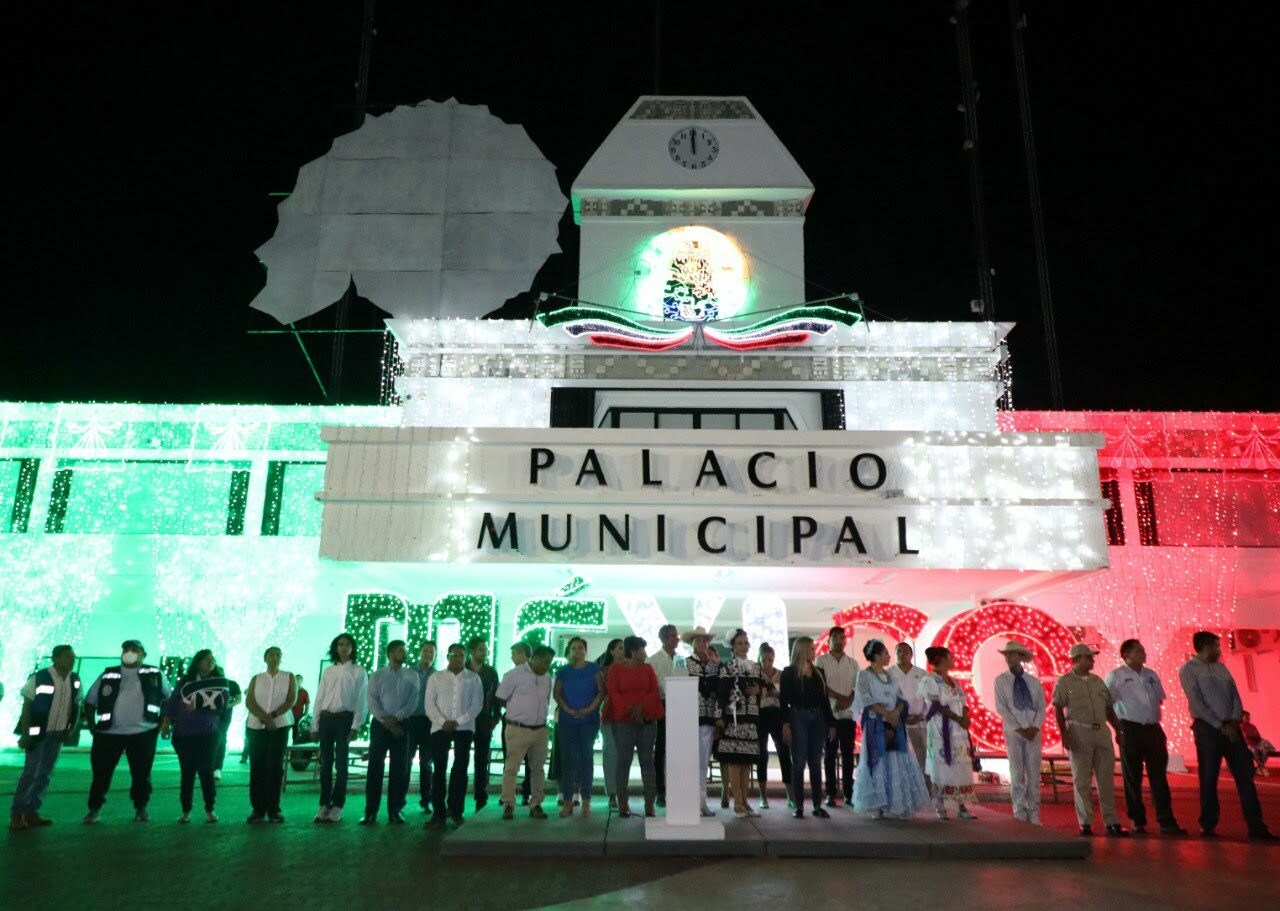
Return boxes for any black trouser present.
[317,710,354,808]
[654,717,667,800]
[500,718,533,801]
[213,713,231,771]
[248,726,289,815]
[824,717,856,801]
[757,706,793,794]
[405,716,434,811]
[173,732,218,813]
[1193,719,1266,834]
[473,722,495,804]
[365,719,411,818]
[431,729,474,818]
[88,729,159,811]
[1119,720,1176,828]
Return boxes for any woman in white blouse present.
[245,646,296,824]
[312,634,368,824]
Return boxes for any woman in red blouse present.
[605,636,665,818]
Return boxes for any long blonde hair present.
[791,636,815,676]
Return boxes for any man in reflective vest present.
[82,639,172,824]
[10,644,82,830]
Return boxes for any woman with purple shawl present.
[920,646,978,819]
[851,640,931,818]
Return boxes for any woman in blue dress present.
[851,639,931,819]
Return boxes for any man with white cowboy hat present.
[994,640,1046,824]
[682,626,720,817]
[1053,643,1127,837]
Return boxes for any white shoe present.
[328,806,343,823]
[178,813,190,824]
[213,770,222,781]
[700,805,716,818]
[313,807,331,824]
[82,810,100,825]
[206,811,218,824]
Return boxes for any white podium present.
[645,675,725,840]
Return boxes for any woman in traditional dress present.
[716,629,763,818]
[920,646,978,819]
[851,640,931,819]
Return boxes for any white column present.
[646,675,724,840]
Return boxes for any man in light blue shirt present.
[1105,639,1184,834]
[361,640,420,824]
[1179,631,1274,839]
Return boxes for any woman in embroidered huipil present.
[920,646,978,819]
[716,629,763,818]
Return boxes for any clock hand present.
[691,129,696,155]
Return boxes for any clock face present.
[668,126,720,169]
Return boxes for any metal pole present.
[331,0,378,401]
[952,1,997,320]
[1009,0,1065,407]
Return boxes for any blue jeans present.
[789,708,826,809]
[559,719,600,803]
[11,735,64,816]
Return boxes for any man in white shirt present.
[994,641,1047,825]
[495,645,555,819]
[886,642,930,792]
[815,626,858,807]
[1105,639,1185,835]
[362,640,420,825]
[424,643,483,828]
[647,624,684,807]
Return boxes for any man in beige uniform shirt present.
[1053,643,1128,837]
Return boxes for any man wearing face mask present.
[82,640,172,823]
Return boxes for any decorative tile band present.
[629,99,756,120]
[579,198,804,218]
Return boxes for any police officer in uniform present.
[82,639,172,823]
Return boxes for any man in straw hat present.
[682,626,720,817]
[1053,643,1127,836]
[994,640,1046,824]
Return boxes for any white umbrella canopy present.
[252,98,567,323]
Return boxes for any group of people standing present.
[8,626,1276,841]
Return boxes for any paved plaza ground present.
[3,749,1278,910]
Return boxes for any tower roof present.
[571,96,814,214]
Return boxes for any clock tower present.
[571,97,814,323]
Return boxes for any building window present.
[1100,475,1125,546]
[598,407,797,430]
[1145,469,1280,547]
[43,459,249,535]
[261,461,326,536]
[0,458,39,533]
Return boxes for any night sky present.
[10,2,1276,411]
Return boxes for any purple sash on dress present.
[926,699,954,766]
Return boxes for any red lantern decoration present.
[930,599,1077,752]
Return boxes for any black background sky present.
[8,2,1277,411]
